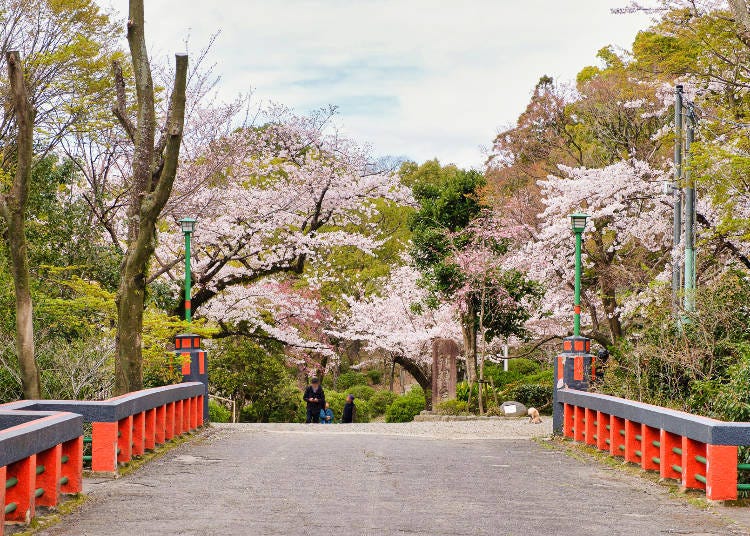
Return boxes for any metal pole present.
[672,85,683,311]
[184,230,192,323]
[684,103,696,312]
[574,229,582,337]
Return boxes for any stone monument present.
[431,338,458,407]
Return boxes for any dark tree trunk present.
[113,0,188,394]
[2,51,40,399]
[392,354,432,411]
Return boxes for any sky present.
[99,1,652,169]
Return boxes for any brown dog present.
[527,407,542,424]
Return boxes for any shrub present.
[370,390,398,417]
[485,405,503,417]
[241,380,305,423]
[456,381,478,402]
[347,384,375,401]
[510,383,552,410]
[325,390,347,421]
[366,369,383,385]
[508,358,541,376]
[484,358,542,390]
[385,387,426,423]
[336,371,369,391]
[208,399,231,423]
[435,399,468,415]
[353,398,371,423]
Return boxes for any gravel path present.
[36,421,749,536]
[221,419,553,439]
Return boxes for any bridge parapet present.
[558,388,749,501]
[0,382,204,534]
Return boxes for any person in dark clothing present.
[303,377,325,423]
[342,394,356,423]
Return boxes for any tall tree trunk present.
[392,354,432,410]
[2,51,40,399]
[460,299,478,382]
[113,0,188,394]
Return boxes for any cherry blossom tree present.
[329,264,461,406]
[157,105,409,329]
[505,159,674,344]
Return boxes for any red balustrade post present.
[117,416,133,464]
[660,430,682,481]
[610,416,625,457]
[574,405,585,442]
[175,400,184,436]
[596,412,610,451]
[563,404,574,439]
[5,454,36,523]
[155,405,167,444]
[641,424,660,472]
[190,397,199,430]
[182,398,190,433]
[60,436,83,494]
[91,421,118,473]
[35,444,61,507]
[624,420,641,464]
[584,408,597,446]
[682,437,706,492]
[145,408,156,451]
[705,444,738,501]
[197,395,204,425]
[165,402,175,440]
[132,412,145,456]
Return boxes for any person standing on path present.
[303,377,326,424]
[342,394,356,423]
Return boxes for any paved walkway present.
[37,423,750,536]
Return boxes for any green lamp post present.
[178,217,197,323]
[569,213,589,337]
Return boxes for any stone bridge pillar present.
[175,334,209,423]
[553,336,592,434]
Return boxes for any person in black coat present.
[342,394,356,423]
[303,377,325,423]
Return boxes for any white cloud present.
[99,1,651,168]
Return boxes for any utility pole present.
[672,85,683,311]
[683,103,696,313]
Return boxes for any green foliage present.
[210,338,304,423]
[456,381,478,402]
[435,399,469,415]
[369,389,398,417]
[365,369,382,385]
[484,358,542,389]
[405,159,486,288]
[347,384,375,401]
[336,371,369,391]
[308,199,414,314]
[208,400,231,423]
[385,386,426,423]
[241,380,305,423]
[509,384,552,410]
[601,272,750,413]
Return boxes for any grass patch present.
[11,494,87,536]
